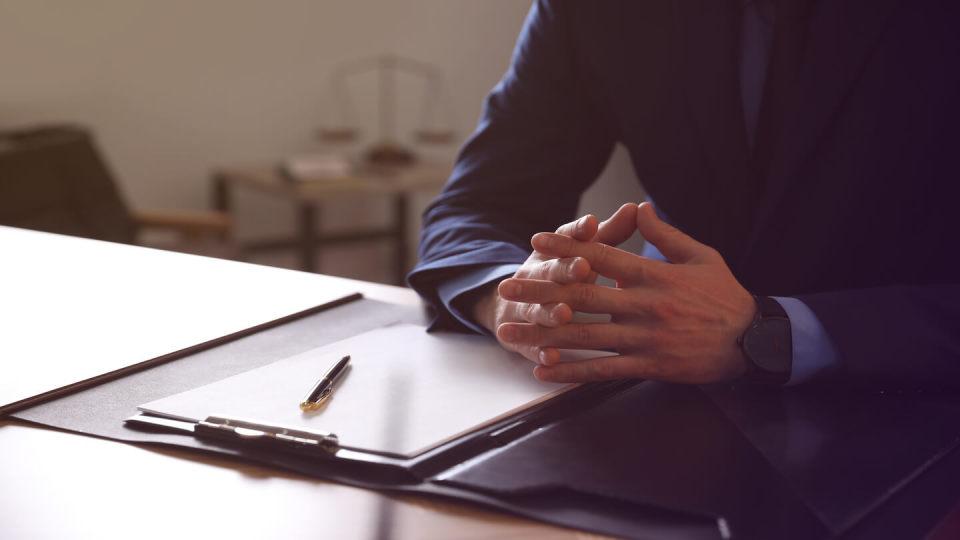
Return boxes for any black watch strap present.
[738,295,793,385]
[755,295,787,319]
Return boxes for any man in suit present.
[409,0,960,389]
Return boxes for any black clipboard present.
[14,297,960,539]
[125,380,638,484]
[124,379,728,539]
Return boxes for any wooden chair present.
[0,125,233,257]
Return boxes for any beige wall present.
[0,0,642,281]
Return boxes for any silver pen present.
[299,355,351,411]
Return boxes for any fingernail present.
[575,217,585,235]
[540,235,555,250]
[500,280,520,297]
[533,366,551,381]
[499,325,516,342]
[538,349,548,364]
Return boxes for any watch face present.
[743,318,792,373]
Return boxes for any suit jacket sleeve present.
[798,286,960,390]
[408,0,617,331]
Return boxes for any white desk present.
[0,228,593,540]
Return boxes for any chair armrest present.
[132,209,232,237]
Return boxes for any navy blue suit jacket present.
[409,0,960,390]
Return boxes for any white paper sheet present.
[140,324,603,457]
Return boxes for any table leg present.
[211,174,230,213]
[210,173,237,253]
[393,193,409,285]
[210,173,231,243]
[298,203,318,272]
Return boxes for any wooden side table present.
[211,162,449,284]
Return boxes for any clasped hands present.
[472,202,757,384]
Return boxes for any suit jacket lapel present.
[745,0,904,254]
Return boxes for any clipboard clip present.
[196,415,340,456]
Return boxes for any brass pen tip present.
[299,391,332,412]
[299,401,322,412]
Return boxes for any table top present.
[0,226,361,413]
[213,160,451,201]
[0,227,592,540]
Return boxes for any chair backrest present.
[0,125,136,244]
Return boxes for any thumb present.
[635,202,711,264]
[554,214,599,241]
[595,202,639,246]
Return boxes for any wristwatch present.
[738,295,793,385]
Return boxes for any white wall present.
[0,0,643,281]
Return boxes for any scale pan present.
[317,127,359,143]
[414,129,455,145]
